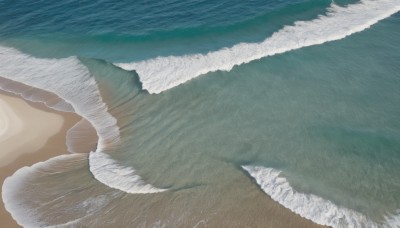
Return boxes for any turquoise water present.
[1,0,400,227]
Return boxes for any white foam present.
[89,151,167,194]
[2,153,120,228]
[117,0,400,94]
[242,165,400,228]
[384,210,400,228]
[2,154,83,228]
[0,46,120,149]
[0,45,165,198]
[0,77,74,113]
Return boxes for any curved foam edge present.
[0,76,74,113]
[0,45,165,197]
[89,151,167,194]
[0,46,120,149]
[117,0,400,94]
[242,165,400,228]
[2,154,84,228]
[2,153,120,228]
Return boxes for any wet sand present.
[0,90,81,228]
[0,82,326,228]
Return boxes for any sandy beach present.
[0,89,327,228]
[0,94,64,167]
[0,90,83,228]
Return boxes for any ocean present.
[1,0,400,227]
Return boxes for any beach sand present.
[0,94,64,167]
[0,82,324,228]
[0,90,82,228]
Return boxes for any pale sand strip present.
[0,79,324,228]
[0,91,83,228]
[0,94,64,167]
[0,97,22,144]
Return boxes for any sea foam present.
[117,0,400,94]
[242,166,400,228]
[2,154,84,227]
[89,151,167,194]
[0,46,120,149]
[0,76,74,113]
[2,153,121,228]
[0,45,165,199]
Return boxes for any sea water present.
[1,0,400,227]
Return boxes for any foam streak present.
[0,46,120,149]
[117,0,400,94]
[242,166,400,228]
[0,46,166,198]
[89,152,167,194]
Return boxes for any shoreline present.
[0,80,326,228]
[0,89,83,228]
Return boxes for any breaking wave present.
[242,166,400,228]
[2,154,85,227]
[0,45,119,149]
[89,151,167,194]
[117,0,400,94]
[0,45,166,226]
[2,153,122,228]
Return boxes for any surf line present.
[0,45,166,194]
[243,166,400,228]
[117,0,400,94]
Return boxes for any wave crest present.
[117,0,400,94]
[0,46,119,149]
[242,165,399,228]
[2,154,85,227]
[89,151,167,194]
[0,45,165,199]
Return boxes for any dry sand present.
[0,91,82,228]
[0,81,324,228]
[0,94,63,167]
